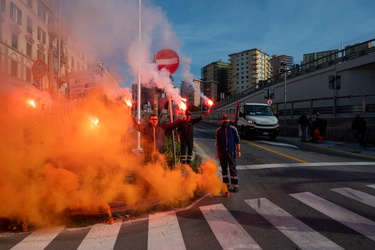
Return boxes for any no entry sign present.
[154,49,179,74]
[32,60,47,78]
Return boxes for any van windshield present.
[243,105,274,116]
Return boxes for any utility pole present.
[280,61,288,135]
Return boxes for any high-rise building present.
[201,60,229,101]
[180,79,217,111]
[270,55,294,78]
[0,0,92,100]
[301,50,338,70]
[228,49,271,94]
[180,79,201,111]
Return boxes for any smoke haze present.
[0,1,221,227]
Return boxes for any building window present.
[26,67,32,82]
[11,33,18,49]
[0,0,5,12]
[26,42,32,57]
[37,50,45,62]
[37,27,46,44]
[37,3,46,22]
[10,3,22,25]
[11,59,18,77]
[27,17,32,34]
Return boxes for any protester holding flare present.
[177,109,210,165]
[131,113,185,162]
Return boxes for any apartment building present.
[180,79,217,111]
[269,54,293,78]
[201,60,229,101]
[0,0,91,99]
[180,79,201,111]
[228,49,271,94]
[301,49,338,70]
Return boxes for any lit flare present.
[206,99,213,108]
[27,99,36,108]
[124,99,132,107]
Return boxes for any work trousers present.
[180,139,194,164]
[219,151,238,188]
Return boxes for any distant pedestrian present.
[352,113,367,148]
[309,114,326,142]
[216,115,241,193]
[177,109,210,165]
[298,113,309,142]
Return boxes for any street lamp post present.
[281,61,287,135]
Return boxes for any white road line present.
[260,140,299,149]
[148,211,186,250]
[291,192,375,241]
[77,222,121,250]
[368,184,375,189]
[200,203,261,249]
[331,187,375,208]
[11,226,65,250]
[237,162,375,170]
[245,198,343,250]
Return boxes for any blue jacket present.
[215,125,240,153]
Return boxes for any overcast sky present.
[62,0,375,89]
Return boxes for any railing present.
[207,93,375,122]
[215,38,375,110]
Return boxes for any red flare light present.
[178,98,187,111]
[206,99,213,108]
[90,116,99,126]
[27,99,36,108]
[124,99,132,107]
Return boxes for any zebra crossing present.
[2,184,375,250]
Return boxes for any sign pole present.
[137,0,142,151]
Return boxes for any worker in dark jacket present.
[132,114,185,162]
[216,115,241,193]
[177,109,210,164]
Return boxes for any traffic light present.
[329,75,341,89]
[264,89,269,99]
[329,75,335,89]
[335,75,341,89]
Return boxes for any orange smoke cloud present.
[0,83,222,227]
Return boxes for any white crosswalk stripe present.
[6,184,375,249]
[291,191,375,241]
[10,226,64,250]
[331,187,375,208]
[77,222,122,250]
[245,198,343,249]
[200,203,261,249]
[148,211,186,250]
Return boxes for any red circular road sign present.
[266,99,274,105]
[154,49,179,74]
[32,60,47,78]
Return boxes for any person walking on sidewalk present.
[216,115,241,193]
[177,109,210,164]
[298,112,309,142]
[352,113,367,148]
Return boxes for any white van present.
[234,102,280,140]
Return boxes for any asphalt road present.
[2,122,375,249]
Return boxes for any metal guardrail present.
[215,38,375,110]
